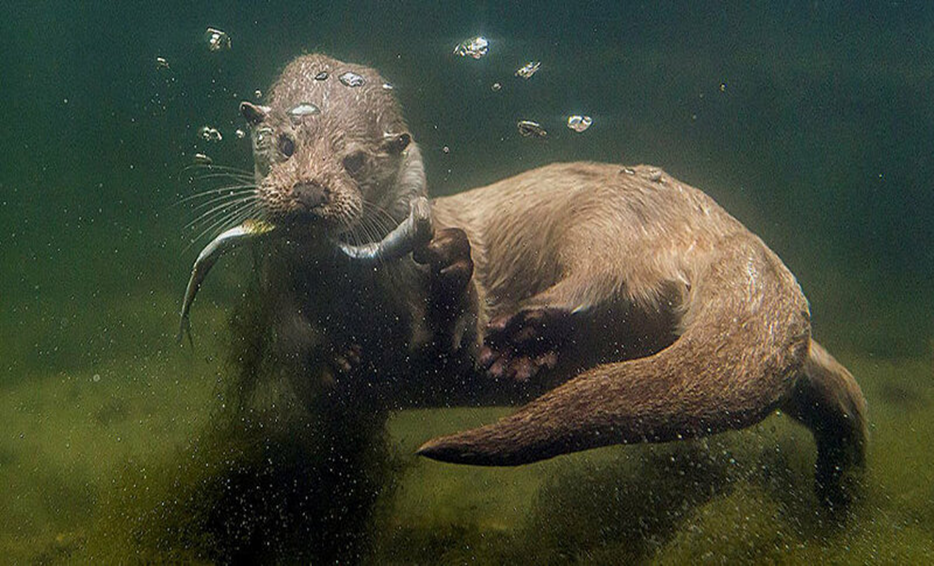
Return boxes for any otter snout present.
[293,182,328,211]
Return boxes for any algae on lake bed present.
[1,299,933,563]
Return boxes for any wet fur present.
[227,53,867,555]
[422,163,867,506]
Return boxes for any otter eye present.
[343,151,366,175]
[278,134,295,158]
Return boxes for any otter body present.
[226,54,866,508]
[422,163,867,506]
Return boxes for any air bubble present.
[453,36,489,59]
[515,61,541,79]
[517,120,547,138]
[567,115,593,133]
[199,126,223,142]
[203,27,231,52]
[339,72,365,87]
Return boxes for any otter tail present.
[418,237,863,500]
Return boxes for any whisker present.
[186,172,256,184]
[191,195,257,218]
[184,201,261,252]
[180,163,255,177]
[173,186,258,207]
[184,195,259,231]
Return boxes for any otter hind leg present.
[418,237,829,495]
[782,340,868,508]
[477,273,605,381]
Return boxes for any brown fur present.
[419,163,867,504]
[239,54,868,507]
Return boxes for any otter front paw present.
[479,307,572,381]
[413,227,474,317]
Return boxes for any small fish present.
[337,196,433,263]
[177,197,433,344]
[177,219,275,345]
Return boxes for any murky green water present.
[2,2,933,563]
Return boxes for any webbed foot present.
[479,307,572,381]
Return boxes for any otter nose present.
[293,182,327,210]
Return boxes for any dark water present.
[1,1,933,563]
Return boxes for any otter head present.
[241,54,420,241]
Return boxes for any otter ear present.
[381,132,411,155]
[240,101,268,126]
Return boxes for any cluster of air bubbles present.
[515,61,541,80]
[155,56,170,70]
[199,126,223,142]
[235,129,246,139]
[453,36,489,59]
[315,71,329,81]
[253,89,262,99]
[204,27,231,52]
[452,36,593,139]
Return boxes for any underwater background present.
[1,1,933,563]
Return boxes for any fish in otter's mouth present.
[177,55,431,343]
[176,194,431,345]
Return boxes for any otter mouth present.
[176,196,433,344]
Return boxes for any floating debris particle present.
[339,71,365,87]
[517,120,547,138]
[453,36,489,59]
[155,56,170,70]
[253,89,262,99]
[442,146,450,154]
[315,71,329,81]
[92,373,101,383]
[288,103,320,125]
[719,83,727,92]
[204,27,231,52]
[567,115,593,133]
[515,61,541,79]
[491,82,502,92]
[193,153,213,165]
[235,129,246,139]
[199,126,223,142]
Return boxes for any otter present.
[184,53,867,509]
